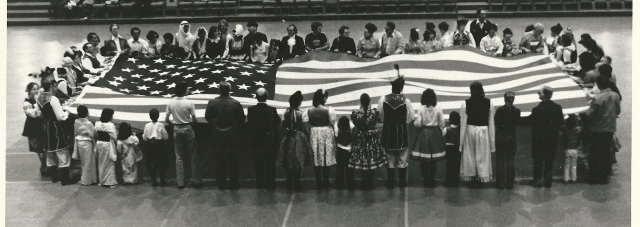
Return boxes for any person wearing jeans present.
[586,76,620,185]
[165,81,201,189]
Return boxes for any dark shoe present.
[48,167,59,183]
[59,168,72,186]
[425,179,436,188]
[257,183,266,189]
[496,183,505,190]
[386,168,395,188]
[218,184,227,190]
[229,183,240,190]
[151,181,159,187]
[398,168,407,188]
[40,167,50,177]
[177,185,186,189]
[160,180,167,187]
[193,183,203,189]
[505,184,514,190]
[476,181,484,189]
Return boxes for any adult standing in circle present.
[218,19,233,59]
[247,88,282,190]
[378,70,415,189]
[277,91,313,192]
[108,23,131,55]
[304,89,337,190]
[305,22,330,51]
[465,8,494,48]
[459,82,496,189]
[350,93,388,190]
[356,23,381,58]
[35,80,73,185]
[205,81,246,190]
[411,89,446,188]
[277,24,306,62]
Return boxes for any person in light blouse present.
[479,24,503,56]
[356,23,381,58]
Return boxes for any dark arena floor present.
[5,16,633,226]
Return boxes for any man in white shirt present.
[127,27,149,58]
[479,24,503,56]
[379,21,405,57]
[109,23,131,55]
[81,42,109,75]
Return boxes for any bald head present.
[256,88,268,102]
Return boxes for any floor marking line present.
[404,169,409,227]
[160,193,186,227]
[281,193,296,227]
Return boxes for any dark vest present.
[465,98,490,126]
[308,107,331,127]
[206,39,225,59]
[382,94,408,125]
[84,55,101,72]
[469,19,492,47]
[444,126,460,145]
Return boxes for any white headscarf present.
[233,24,244,38]
[195,27,208,56]
[175,21,195,51]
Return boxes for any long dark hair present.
[312,89,325,107]
[100,108,114,123]
[288,91,303,128]
[469,82,485,99]
[360,93,370,117]
[421,89,437,107]
[117,122,132,141]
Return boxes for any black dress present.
[23,98,44,153]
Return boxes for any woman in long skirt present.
[304,89,337,190]
[411,89,446,188]
[349,93,387,190]
[459,82,496,189]
[95,108,118,188]
[23,83,47,176]
[277,91,313,191]
[117,122,141,184]
[73,105,97,185]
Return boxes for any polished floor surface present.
[5,17,632,226]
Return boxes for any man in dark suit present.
[494,91,520,190]
[465,8,493,48]
[205,81,246,190]
[247,88,281,190]
[520,86,564,188]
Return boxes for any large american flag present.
[70,46,588,130]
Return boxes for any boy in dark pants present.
[443,111,461,187]
[142,108,170,187]
[494,91,520,190]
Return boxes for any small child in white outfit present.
[562,114,581,184]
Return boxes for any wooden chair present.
[192,0,211,16]
[308,0,325,14]
[262,0,278,14]
[397,0,425,13]
[577,0,594,10]
[221,0,238,15]
[503,0,520,11]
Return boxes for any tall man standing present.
[521,86,564,188]
[378,70,415,188]
[466,8,494,48]
[165,82,201,189]
[205,81,246,190]
[108,23,131,55]
[494,91,520,190]
[247,88,281,190]
[127,27,149,58]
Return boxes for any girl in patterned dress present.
[420,29,443,53]
[350,93,387,190]
[304,89,337,190]
[277,91,313,191]
[117,122,141,184]
[23,82,47,176]
[403,28,423,54]
[452,20,475,47]
[73,105,97,185]
[411,89,446,188]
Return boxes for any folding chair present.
[503,0,520,11]
[577,0,594,10]
[548,0,564,10]
[337,0,354,13]
[221,0,238,15]
[262,0,278,14]
[397,0,425,13]
[308,0,325,14]
[193,0,211,16]
[150,0,167,16]
[117,0,135,17]
[281,0,296,14]
[442,0,456,12]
